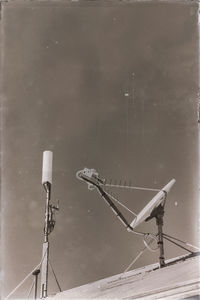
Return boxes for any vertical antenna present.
[40,151,53,299]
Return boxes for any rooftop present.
[48,253,200,299]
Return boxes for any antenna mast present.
[40,151,53,299]
[156,207,165,267]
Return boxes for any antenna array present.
[76,167,199,270]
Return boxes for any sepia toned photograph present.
[0,0,199,299]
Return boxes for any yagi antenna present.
[76,168,176,268]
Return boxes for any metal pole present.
[156,211,165,268]
[40,183,51,299]
[32,269,40,300]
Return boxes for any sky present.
[1,1,199,299]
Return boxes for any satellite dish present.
[128,179,176,230]
[76,170,197,268]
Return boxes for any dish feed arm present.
[96,185,133,231]
[76,168,133,231]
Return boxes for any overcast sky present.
[1,1,199,298]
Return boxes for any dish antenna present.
[76,168,176,267]
[129,179,176,229]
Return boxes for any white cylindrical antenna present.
[42,151,53,184]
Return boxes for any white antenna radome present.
[42,151,53,184]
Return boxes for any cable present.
[119,245,148,279]
[103,188,155,237]
[104,183,161,192]
[98,187,148,236]
[163,233,200,251]
[163,236,193,254]
[119,233,160,279]
[48,260,62,292]
[4,263,41,300]
[143,234,158,252]
[104,188,137,216]
[4,248,47,300]
[99,188,153,237]
[27,279,35,299]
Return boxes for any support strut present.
[32,269,40,300]
[156,209,165,268]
